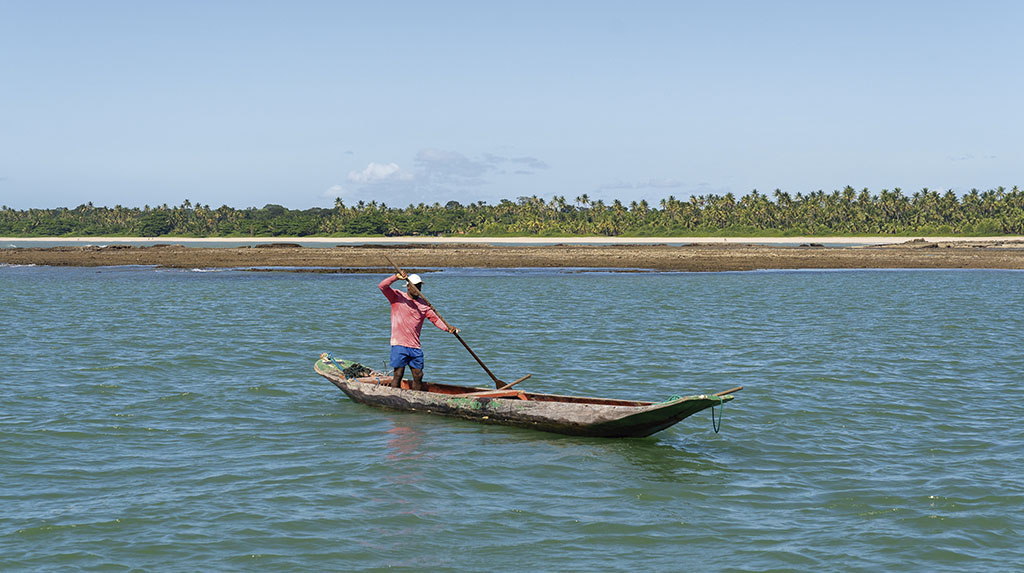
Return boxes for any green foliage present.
[138,211,172,237]
[1,187,1023,238]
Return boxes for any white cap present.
[407,273,423,285]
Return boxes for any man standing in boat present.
[379,272,457,390]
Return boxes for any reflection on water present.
[385,425,424,461]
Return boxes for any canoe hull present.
[314,357,734,438]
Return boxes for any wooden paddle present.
[384,255,522,389]
[461,375,533,399]
[714,386,743,397]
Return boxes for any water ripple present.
[1,267,1022,570]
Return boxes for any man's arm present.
[425,307,457,333]
[378,274,403,302]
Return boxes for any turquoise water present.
[2,265,1022,571]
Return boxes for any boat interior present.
[351,374,652,407]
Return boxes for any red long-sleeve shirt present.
[379,275,448,348]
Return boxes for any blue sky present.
[1,0,1021,210]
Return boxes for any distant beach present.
[3,236,1024,271]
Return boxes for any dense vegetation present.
[2,186,1023,238]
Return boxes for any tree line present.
[2,186,1023,238]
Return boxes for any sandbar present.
[3,235,1023,245]
[3,236,1024,271]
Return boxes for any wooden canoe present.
[314,355,738,438]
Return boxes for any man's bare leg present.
[410,367,424,391]
[391,366,404,388]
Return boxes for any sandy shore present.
[4,237,1024,271]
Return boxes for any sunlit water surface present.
[1,265,1022,571]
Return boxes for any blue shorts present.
[390,345,424,370]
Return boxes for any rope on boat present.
[660,393,727,433]
[324,352,347,376]
[324,352,373,380]
[710,395,725,433]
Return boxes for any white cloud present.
[638,178,683,189]
[510,156,549,170]
[321,184,345,199]
[347,162,413,183]
[415,149,489,181]
[416,148,466,164]
[947,153,998,162]
[414,149,550,183]
[597,178,683,192]
[596,180,635,191]
[334,149,550,207]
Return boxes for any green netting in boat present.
[321,353,374,379]
[342,362,372,378]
